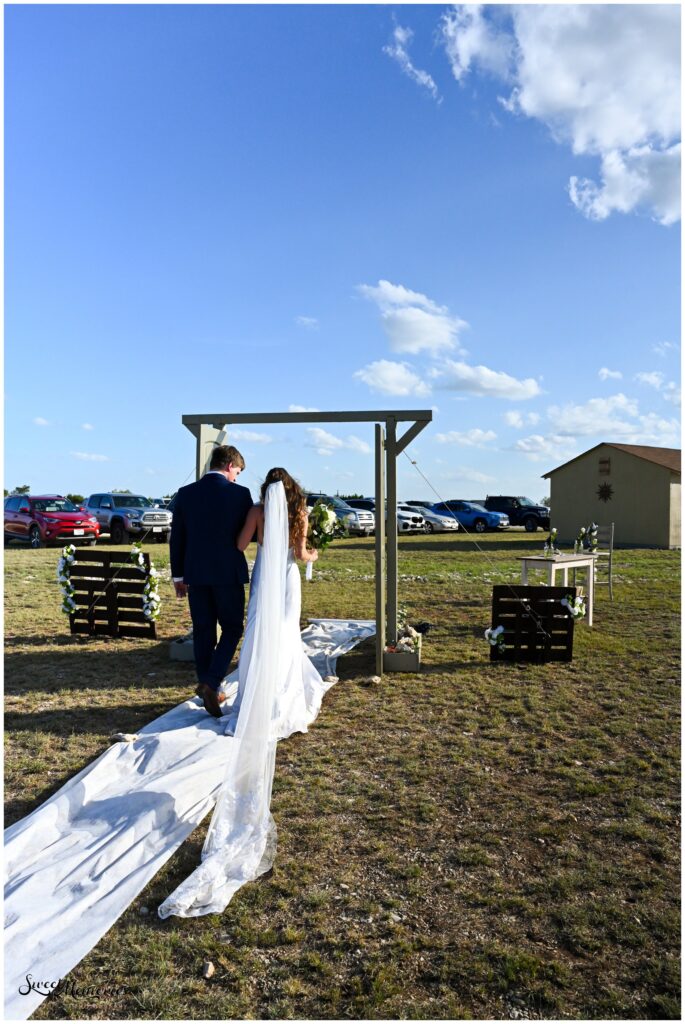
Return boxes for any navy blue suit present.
[170,473,253,690]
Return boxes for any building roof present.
[542,443,681,478]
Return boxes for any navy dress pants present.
[188,583,246,690]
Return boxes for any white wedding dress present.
[158,481,322,919]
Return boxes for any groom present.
[171,444,253,718]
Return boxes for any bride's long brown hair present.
[260,467,307,548]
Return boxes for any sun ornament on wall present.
[597,482,614,502]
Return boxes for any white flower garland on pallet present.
[57,543,162,622]
[130,542,162,621]
[57,544,77,615]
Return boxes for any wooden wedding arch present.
[182,410,433,674]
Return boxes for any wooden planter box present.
[490,585,576,663]
[383,635,422,672]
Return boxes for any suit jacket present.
[170,473,253,586]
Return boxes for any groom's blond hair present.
[210,444,245,471]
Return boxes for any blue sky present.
[5,4,681,504]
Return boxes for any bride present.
[158,468,320,919]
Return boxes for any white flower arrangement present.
[585,522,599,552]
[57,544,78,615]
[485,624,506,649]
[130,543,162,621]
[561,594,586,619]
[544,527,558,556]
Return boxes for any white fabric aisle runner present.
[4,618,375,1020]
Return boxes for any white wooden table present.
[518,553,598,626]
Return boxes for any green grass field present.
[4,532,681,1020]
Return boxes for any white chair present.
[594,523,615,600]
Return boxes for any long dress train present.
[158,481,320,918]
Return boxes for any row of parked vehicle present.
[306,494,550,534]
[4,492,173,547]
[5,489,550,548]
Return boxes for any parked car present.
[405,503,459,533]
[431,500,509,533]
[481,495,550,532]
[85,492,173,543]
[396,503,426,532]
[346,498,425,533]
[306,494,374,536]
[4,494,100,548]
[345,498,376,513]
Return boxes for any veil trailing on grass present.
[158,482,288,918]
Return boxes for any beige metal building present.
[543,443,681,548]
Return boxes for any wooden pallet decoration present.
[67,548,157,639]
[490,585,576,663]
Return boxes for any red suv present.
[4,494,101,548]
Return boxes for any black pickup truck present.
[482,496,550,532]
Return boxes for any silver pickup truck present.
[85,492,173,544]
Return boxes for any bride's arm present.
[237,505,262,551]
[293,509,318,563]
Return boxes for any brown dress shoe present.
[199,684,223,719]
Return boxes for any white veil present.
[158,481,289,918]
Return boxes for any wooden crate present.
[67,549,157,639]
[490,585,576,663]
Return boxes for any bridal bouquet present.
[305,501,347,580]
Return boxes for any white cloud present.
[444,466,497,484]
[81,422,95,431]
[71,451,109,462]
[598,367,623,381]
[662,382,681,406]
[288,404,319,413]
[635,371,665,390]
[635,371,681,406]
[354,359,431,397]
[503,410,539,427]
[442,5,681,224]
[229,429,272,443]
[512,433,577,463]
[358,280,467,356]
[547,392,680,443]
[295,316,318,330]
[306,428,371,457]
[383,24,441,102]
[346,435,372,455]
[33,417,50,427]
[435,428,496,447]
[431,359,541,400]
[442,5,514,82]
[548,393,639,437]
[652,341,678,358]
